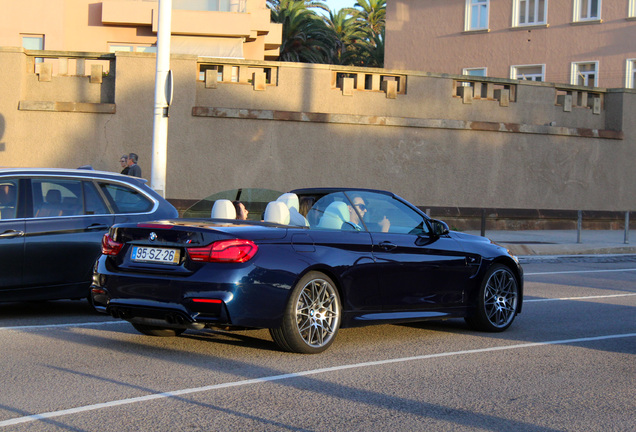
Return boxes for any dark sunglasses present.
[355,204,367,211]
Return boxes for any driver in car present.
[348,195,390,233]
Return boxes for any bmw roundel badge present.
[149,232,157,242]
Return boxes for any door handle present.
[0,230,25,238]
[87,224,109,231]
[378,241,397,251]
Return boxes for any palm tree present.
[322,8,367,64]
[269,0,337,63]
[358,30,384,68]
[352,0,386,39]
[267,0,386,67]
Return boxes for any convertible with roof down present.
[91,188,523,354]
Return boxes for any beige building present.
[1,46,634,219]
[0,0,282,60]
[386,0,636,89]
[0,0,634,226]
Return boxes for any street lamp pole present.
[150,0,173,198]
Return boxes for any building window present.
[513,0,547,26]
[571,62,598,87]
[109,44,157,53]
[465,0,489,31]
[463,67,487,77]
[21,34,44,63]
[573,0,601,22]
[511,64,545,81]
[173,0,247,13]
[627,59,636,89]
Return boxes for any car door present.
[348,191,472,311]
[0,178,25,291]
[306,192,380,311]
[23,178,114,296]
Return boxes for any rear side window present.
[0,179,18,219]
[32,179,83,217]
[99,183,153,214]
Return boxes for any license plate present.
[131,246,180,265]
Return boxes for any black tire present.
[131,323,186,337]
[270,271,341,354]
[465,264,519,332]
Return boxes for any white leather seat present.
[317,201,350,230]
[277,193,309,227]
[210,199,236,219]
[264,201,290,225]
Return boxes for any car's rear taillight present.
[187,239,258,263]
[101,233,123,256]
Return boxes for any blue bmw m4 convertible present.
[92,188,523,354]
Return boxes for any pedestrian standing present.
[120,154,130,175]
[127,153,142,177]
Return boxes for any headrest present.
[264,201,290,225]
[0,184,16,205]
[210,199,237,219]
[276,193,300,212]
[317,201,350,229]
[288,208,309,227]
[46,189,62,204]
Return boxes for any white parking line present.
[525,268,636,276]
[0,321,123,332]
[525,293,636,303]
[1,332,635,428]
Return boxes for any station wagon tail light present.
[192,299,222,304]
[101,233,123,256]
[187,239,258,263]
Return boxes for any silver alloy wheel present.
[294,278,340,348]
[483,267,518,328]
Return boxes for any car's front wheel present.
[270,271,341,354]
[131,323,186,337]
[465,264,519,332]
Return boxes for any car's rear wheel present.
[270,271,341,354]
[465,264,519,332]
[131,323,186,337]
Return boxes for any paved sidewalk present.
[465,229,636,257]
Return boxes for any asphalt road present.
[1,256,635,432]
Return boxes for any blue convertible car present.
[92,188,523,354]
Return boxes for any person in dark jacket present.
[120,155,129,175]
[127,153,141,177]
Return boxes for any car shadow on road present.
[25,328,564,432]
[0,299,97,321]
[180,328,281,352]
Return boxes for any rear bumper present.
[92,258,296,328]
[106,298,230,325]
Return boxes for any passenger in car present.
[36,190,63,217]
[0,184,16,219]
[233,201,249,220]
[299,196,315,217]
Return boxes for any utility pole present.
[150,0,173,198]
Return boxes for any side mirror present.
[430,219,450,236]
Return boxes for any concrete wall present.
[0,47,635,213]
